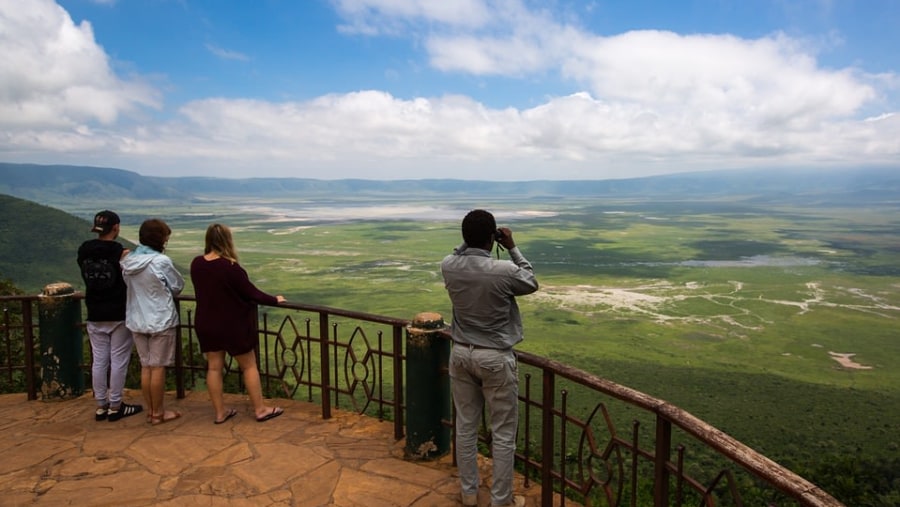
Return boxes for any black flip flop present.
[214,408,238,424]
[256,407,284,422]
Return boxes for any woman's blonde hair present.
[204,223,239,263]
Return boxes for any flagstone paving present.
[0,391,550,506]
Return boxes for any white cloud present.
[427,33,551,75]
[205,43,250,62]
[82,84,896,180]
[562,31,874,118]
[332,0,493,34]
[0,0,159,130]
[0,0,896,180]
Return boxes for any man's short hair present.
[461,209,496,247]
[139,219,171,253]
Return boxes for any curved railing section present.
[512,350,842,506]
[0,293,843,506]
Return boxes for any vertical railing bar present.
[541,367,555,507]
[261,310,270,394]
[675,445,685,507]
[2,308,8,384]
[185,309,195,389]
[631,420,640,507]
[22,299,36,400]
[332,322,340,410]
[523,373,532,488]
[653,414,672,507]
[318,311,331,419]
[2,308,11,386]
[174,299,185,398]
[392,324,404,440]
[173,303,181,392]
[305,317,313,402]
[377,329,384,420]
[560,389,568,507]
[191,310,198,389]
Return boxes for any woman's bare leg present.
[234,350,276,419]
[206,351,227,421]
[141,366,152,415]
[149,366,166,415]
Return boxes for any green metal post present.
[404,312,451,460]
[38,282,84,400]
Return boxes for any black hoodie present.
[77,239,127,322]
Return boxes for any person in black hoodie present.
[77,210,143,422]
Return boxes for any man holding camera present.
[441,209,539,507]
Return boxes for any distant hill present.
[2,162,899,206]
[0,163,189,204]
[0,194,135,294]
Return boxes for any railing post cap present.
[407,312,446,335]
[41,282,75,297]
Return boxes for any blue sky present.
[1,0,897,180]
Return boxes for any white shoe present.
[494,495,525,507]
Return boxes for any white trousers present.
[87,321,134,408]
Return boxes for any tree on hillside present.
[0,276,22,296]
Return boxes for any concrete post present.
[405,312,451,460]
[38,282,84,400]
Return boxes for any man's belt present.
[453,341,508,350]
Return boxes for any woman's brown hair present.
[139,218,171,253]
[204,223,239,263]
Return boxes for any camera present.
[494,229,506,242]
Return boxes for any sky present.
[1,0,898,181]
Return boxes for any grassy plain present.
[113,194,900,472]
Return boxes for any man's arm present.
[508,247,533,272]
[505,239,538,295]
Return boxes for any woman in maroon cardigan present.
[190,223,286,423]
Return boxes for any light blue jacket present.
[121,244,185,334]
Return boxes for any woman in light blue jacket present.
[122,218,185,425]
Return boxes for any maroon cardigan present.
[189,256,279,356]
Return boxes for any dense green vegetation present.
[130,195,895,505]
[2,169,899,504]
[0,195,103,293]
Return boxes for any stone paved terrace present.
[0,390,553,506]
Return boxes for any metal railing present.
[0,293,843,506]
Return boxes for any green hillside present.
[0,163,188,204]
[0,194,135,294]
